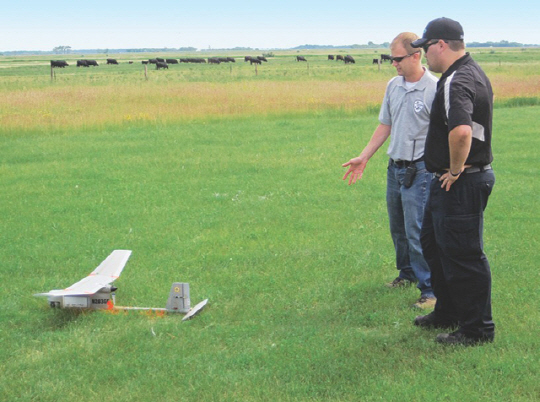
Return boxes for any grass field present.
[1,48,539,401]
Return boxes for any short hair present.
[447,40,465,51]
[390,32,423,56]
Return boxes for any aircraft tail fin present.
[165,282,190,313]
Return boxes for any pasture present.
[1,48,539,401]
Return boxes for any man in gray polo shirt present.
[343,32,438,308]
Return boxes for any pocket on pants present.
[443,214,482,256]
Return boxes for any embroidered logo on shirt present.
[414,100,424,113]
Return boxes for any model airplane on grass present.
[34,250,208,321]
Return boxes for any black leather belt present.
[434,164,492,178]
[390,157,424,168]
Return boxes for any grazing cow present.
[296,56,307,62]
[156,58,165,63]
[244,56,253,62]
[344,55,355,64]
[148,59,158,64]
[218,57,229,63]
[227,57,236,63]
[336,55,344,61]
[166,59,178,64]
[86,59,98,66]
[77,60,89,67]
[107,58,118,65]
[156,62,168,69]
[128,61,133,64]
[51,60,68,68]
[142,60,149,64]
[328,55,334,60]
[208,57,221,64]
[372,58,379,65]
[250,58,262,65]
[257,56,268,62]
[380,54,391,62]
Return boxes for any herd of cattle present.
[50,54,394,69]
[50,58,122,68]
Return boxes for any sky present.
[2,0,539,51]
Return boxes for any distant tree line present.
[466,40,535,47]
[291,42,390,50]
[125,47,197,53]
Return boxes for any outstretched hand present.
[342,157,368,185]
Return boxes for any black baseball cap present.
[411,17,464,48]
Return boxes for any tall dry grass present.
[0,80,386,132]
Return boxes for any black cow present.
[77,60,89,67]
[51,60,68,68]
[328,55,334,60]
[218,57,229,63]
[250,58,262,65]
[142,60,149,64]
[244,56,253,62]
[227,57,236,63]
[208,58,221,64]
[296,56,307,62]
[257,56,268,62]
[336,55,344,61]
[156,62,168,69]
[372,58,379,65]
[156,58,165,63]
[107,58,118,65]
[380,54,391,62]
[344,55,355,64]
[86,59,98,66]
[148,59,158,64]
[166,59,179,64]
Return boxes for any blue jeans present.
[387,160,434,297]
[421,170,495,337]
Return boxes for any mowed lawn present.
[0,102,539,401]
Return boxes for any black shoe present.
[413,311,458,330]
[436,330,494,346]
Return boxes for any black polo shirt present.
[424,53,494,172]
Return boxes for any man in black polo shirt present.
[410,17,496,345]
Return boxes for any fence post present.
[50,65,55,82]
[144,64,148,80]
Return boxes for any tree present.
[53,46,72,54]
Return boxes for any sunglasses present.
[390,51,420,63]
[422,40,448,53]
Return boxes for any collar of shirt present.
[440,52,472,81]
[397,67,435,92]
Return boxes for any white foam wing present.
[35,250,132,297]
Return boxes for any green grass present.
[0,104,539,401]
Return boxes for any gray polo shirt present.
[379,68,438,161]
